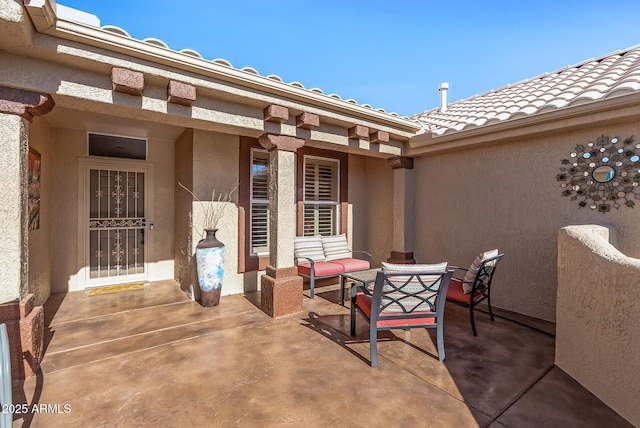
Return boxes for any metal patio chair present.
[446,252,505,336]
[350,268,454,367]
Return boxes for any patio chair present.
[446,250,504,336]
[350,263,454,367]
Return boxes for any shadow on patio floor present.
[11,280,633,427]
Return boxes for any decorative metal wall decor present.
[557,135,640,213]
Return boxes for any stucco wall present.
[193,129,240,295]
[414,121,640,321]
[556,225,640,426]
[147,137,175,281]
[51,127,175,292]
[174,129,195,298]
[347,155,394,266]
[366,157,395,266]
[50,128,83,292]
[27,118,52,305]
[348,154,367,254]
[174,129,241,298]
[0,113,28,303]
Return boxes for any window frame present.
[238,137,270,272]
[238,138,349,273]
[302,155,341,236]
[249,148,269,256]
[88,132,147,160]
[296,146,348,238]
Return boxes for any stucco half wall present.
[556,224,640,427]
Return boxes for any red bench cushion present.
[446,278,486,303]
[330,258,370,272]
[297,261,344,277]
[355,293,437,327]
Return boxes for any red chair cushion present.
[355,293,437,327]
[330,258,370,272]
[297,261,344,277]
[446,278,485,304]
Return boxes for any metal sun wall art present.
[557,135,640,213]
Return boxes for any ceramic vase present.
[195,228,225,307]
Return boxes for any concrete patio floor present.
[12,280,632,427]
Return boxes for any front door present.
[79,159,154,288]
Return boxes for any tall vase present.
[195,228,225,307]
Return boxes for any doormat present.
[88,282,145,296]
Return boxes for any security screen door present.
[83,161,151,286]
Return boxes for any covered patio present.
[1,2,639,426]
[12,280,631,427]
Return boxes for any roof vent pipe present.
[439,82,449,112]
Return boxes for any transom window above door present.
[88,133,147,160]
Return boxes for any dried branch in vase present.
[178,181,238,234]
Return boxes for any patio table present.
[340,268,380,306]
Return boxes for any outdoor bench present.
[294,234,372,298]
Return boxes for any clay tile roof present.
[411,44,640,135]
[59,10,405,119]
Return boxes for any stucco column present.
[0,86,53,379]
[258,133,305,317]
[387,156,415,264]
[0,113,29,302]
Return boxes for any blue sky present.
[58,1,640,117]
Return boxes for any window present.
[88,133,147,160]
[303,156,339,236]
[238,138,348,273]
[250,149,269,255]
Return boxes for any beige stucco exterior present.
[412,118,640,322]
[27,118,52,305]
[0,0,415,301]
[362,158,395,264]
[174,129,243,299]
[46,127,176,293]
[556,225,640,426]
[0,2,638,419]
[50,127,82,293]
[172,138,396,299]
[347,155,395,265]
[391,166,415,256]
[267,149,297,268]
[0,0,636,318]
[0,114,29,303]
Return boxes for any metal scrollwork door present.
[80,160,153,287]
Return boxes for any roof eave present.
[408,92,640,156]
[24,0,421,134]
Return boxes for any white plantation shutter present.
[251,150,269,254]
[303,205,334,236]
[303,157,339,236]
